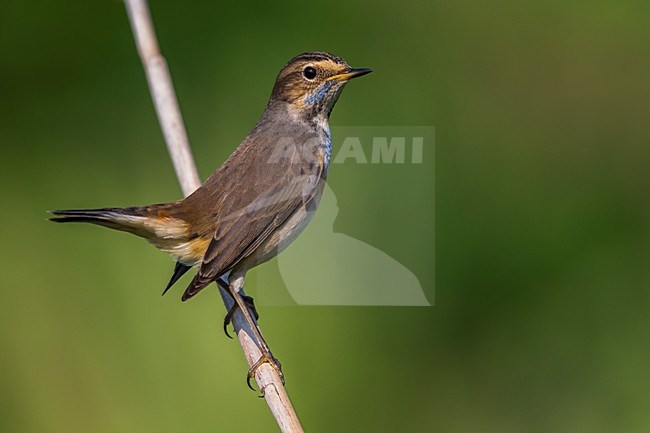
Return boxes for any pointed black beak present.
[346,67,373,79]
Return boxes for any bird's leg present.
[223,294,259,338]
[217,277,259,338]
[223,277,284,390]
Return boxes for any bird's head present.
[269,52,372,119]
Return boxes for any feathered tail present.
[50,206,155,236]
[50,204,195,296]
[49,202,190,241]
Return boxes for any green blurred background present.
[1,0,649,432]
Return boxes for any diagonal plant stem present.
[124,1,304,431]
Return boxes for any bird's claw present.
[247,352,284,391]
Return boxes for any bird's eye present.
[303,66,317,80]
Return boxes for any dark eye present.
[303,66,317,80]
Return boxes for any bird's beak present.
[328,67,373,82]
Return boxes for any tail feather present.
[49,204,194,276]
[50,208,122,222]
[50,203,190,241]
[49,207,150,234]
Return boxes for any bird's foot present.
[223,295,259,338]
[247,351,284,391]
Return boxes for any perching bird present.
[50,51,371,385]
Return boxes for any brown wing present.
[181,124,324,300]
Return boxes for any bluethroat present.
[50,51,372,387]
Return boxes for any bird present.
[50,51,371,386]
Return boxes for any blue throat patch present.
[305,81,333,106]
